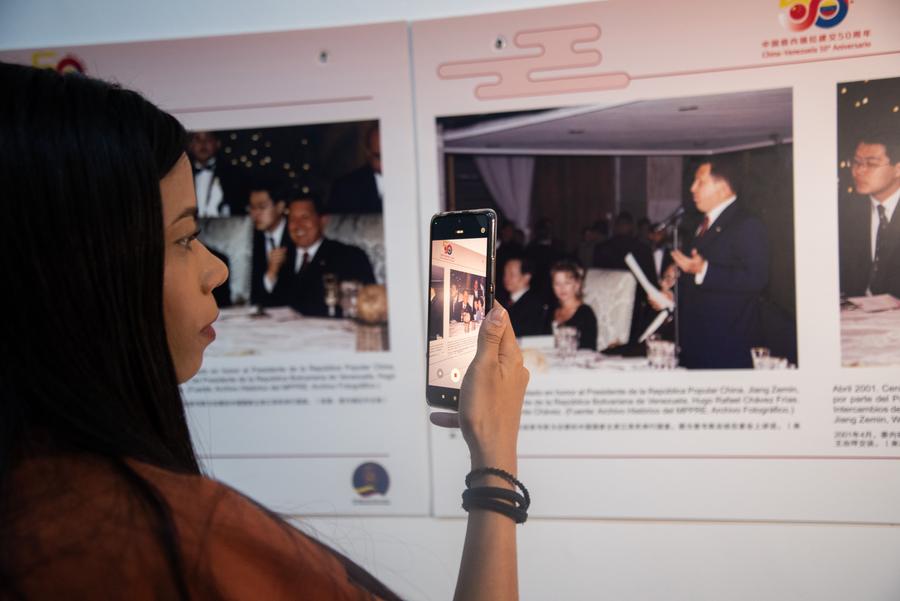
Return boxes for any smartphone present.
[426,209,497,410]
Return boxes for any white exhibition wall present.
[3,1,900,600]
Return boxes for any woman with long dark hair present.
[0,62,529,600]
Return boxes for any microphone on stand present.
[653,206,685,232]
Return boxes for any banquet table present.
[207,306,357,356]
[518,335,660,372]
[840,306,900,367]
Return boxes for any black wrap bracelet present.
[461,468,530,524]
[462,495,528,524]
[463,486,526,507]
[466,467,531,510]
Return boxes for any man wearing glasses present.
[839,130,900,298]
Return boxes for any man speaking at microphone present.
[670,155,769,369]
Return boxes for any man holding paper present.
[839,130,900,299]
[670,156,769,369]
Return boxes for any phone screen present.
[426,211,495,408]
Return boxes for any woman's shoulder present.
[575,302,597,322]
[10,455,376,600]
[130,460,374,599]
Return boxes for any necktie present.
[696,216,710,238]
[868,204,889,292]
[298,251,310,273]
[266,235,275,254]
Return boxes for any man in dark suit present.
[187,131,246,217]
[503,256,546,337]
[670,156,769,369]
[327,124,382,214]
[839,130,900,298]
[282,195,375,317]
[248,182,294,307]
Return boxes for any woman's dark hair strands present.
[0,62,195,599]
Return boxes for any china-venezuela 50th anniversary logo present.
[779,0,849,31]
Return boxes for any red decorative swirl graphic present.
[782,0,819,31]
[55,55,85,74]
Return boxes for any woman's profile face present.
[552,270,581,305]
[161,154,228,383]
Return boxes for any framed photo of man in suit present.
[837,75,900,368]
[188,119,390,355]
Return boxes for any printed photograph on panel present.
[447,268,487,338]
[837,76,900,367]
[189,120,389,354]
[436,88,798,371]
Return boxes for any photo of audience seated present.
[438,88,797,370]
[448,271,486,338]
[186,120,389,355]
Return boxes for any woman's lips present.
[201,324,216,342]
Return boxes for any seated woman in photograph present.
[0,63,529,601]
[542,259,599,351]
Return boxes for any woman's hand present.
[431,304,529,474]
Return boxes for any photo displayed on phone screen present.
[428,237,489,391]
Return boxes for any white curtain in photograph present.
[473,155,535,231]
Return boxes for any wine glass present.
[323,273,339,317]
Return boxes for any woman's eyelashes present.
[176,228,201,250]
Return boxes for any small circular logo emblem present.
[352,462,390,497]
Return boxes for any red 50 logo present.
[779,0,849,31]
[31,51,86,74]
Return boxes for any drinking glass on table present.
[340,280,360,319]
[647,336,677,369]
[323,273,339,317]
[750,346,770,369]
[554,326,579,358]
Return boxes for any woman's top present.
[6,454,387,600]
[543,303,599,351]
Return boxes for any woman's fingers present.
[476,304,508,357]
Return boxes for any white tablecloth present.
[518,335,655,372]
[207,306,357,356]
[841,307,900,367]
